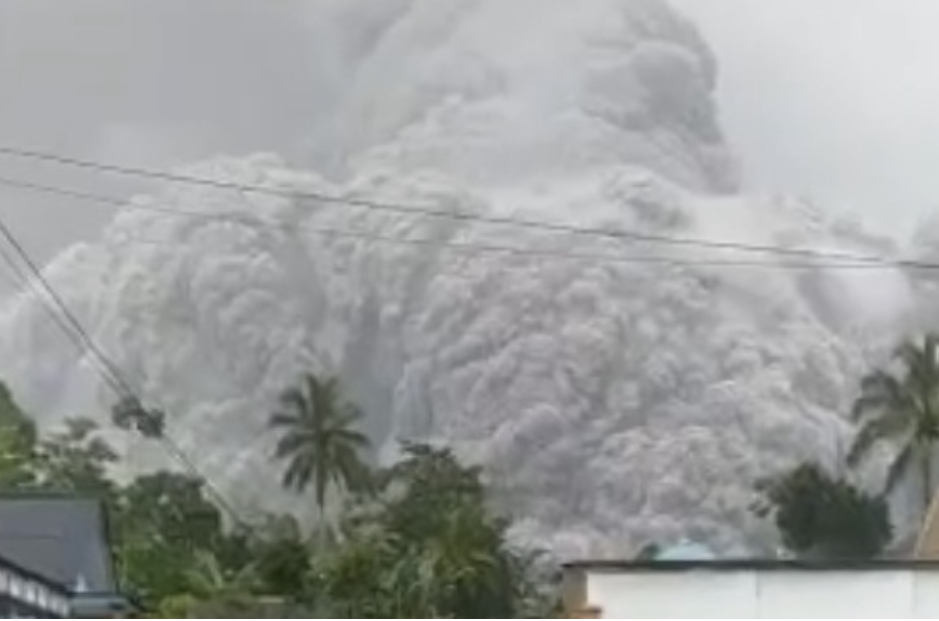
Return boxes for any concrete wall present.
[583,568,939,618]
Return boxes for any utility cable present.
[0,144,914,266]
[0,211,247,528]
[0,174,932,272]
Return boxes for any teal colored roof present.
[655,541,717,561]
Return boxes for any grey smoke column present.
[0,0,917,558]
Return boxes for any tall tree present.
[309,444,556,618]
[114,472,233,607]
[33,418,117,495]
[754,463,892,559]
[0,381,37,488]
[849,334,939,513]
[248,515,312,597]
[269,375,370,516]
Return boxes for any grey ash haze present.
[1,0,938,269]
[1,0,938,559]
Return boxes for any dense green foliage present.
[308,444,555,618]
[752,334,939,560]
[755,463,892,559]
[6,331,939,614]
[0,377,552,618]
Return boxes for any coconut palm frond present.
[848,414,912,466]
[268,374,371,512]
[852,394,896,422]
[268,410,302,429]
[885,443,916,494]
[851,335,939,516]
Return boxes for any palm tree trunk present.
[317,503,328,548]
[924,450,934,518]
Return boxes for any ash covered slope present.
[0,0,919,557]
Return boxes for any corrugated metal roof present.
[0,495,115,593]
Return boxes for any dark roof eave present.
[71,592,141,613]
[0,552,71,594]
[563,558,939,573]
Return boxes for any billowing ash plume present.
[0,0,927,558]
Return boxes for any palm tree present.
[269,375,371,518]
[849,334,939,514]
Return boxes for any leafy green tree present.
[0,381,38,487]
[849,334,939,512]
[120,472,227,550]
[269,375,371,517]
[379,443,486,541]
[0,380,320,616]
[32,418,117,495]
[0,379,560,618]
[107,472,295,616]
[309,444,553,618]
[185,550,256,596]
[308,524,405,618]
[0,391,116,495]
[114,472,237,607]
[247,515,312,597]
[755,463,892,559]
[155,543,313,618]
[153,591,302,619]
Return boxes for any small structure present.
[0,553,71,617]
[563,541,939,618]
[0,493,137,617]
[71,592,141,618]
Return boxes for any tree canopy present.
[269,375,372,515]
[849,334,939,513]
[0,376,555,618]
[755,463,892,559]
[308,443,556,618]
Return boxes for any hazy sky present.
[0,0,937,280]
[0,0,333,272]
[676,0,939,236]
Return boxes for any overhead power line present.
[0,173,934,273]
[0,233,104,379]
[0,217,134,396]
[0,212,247,528]
[0,144,911,266]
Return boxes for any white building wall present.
[757,570,910,618]
[913,572,939,617]
[585,568,939,618]
[590,571,756,618]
